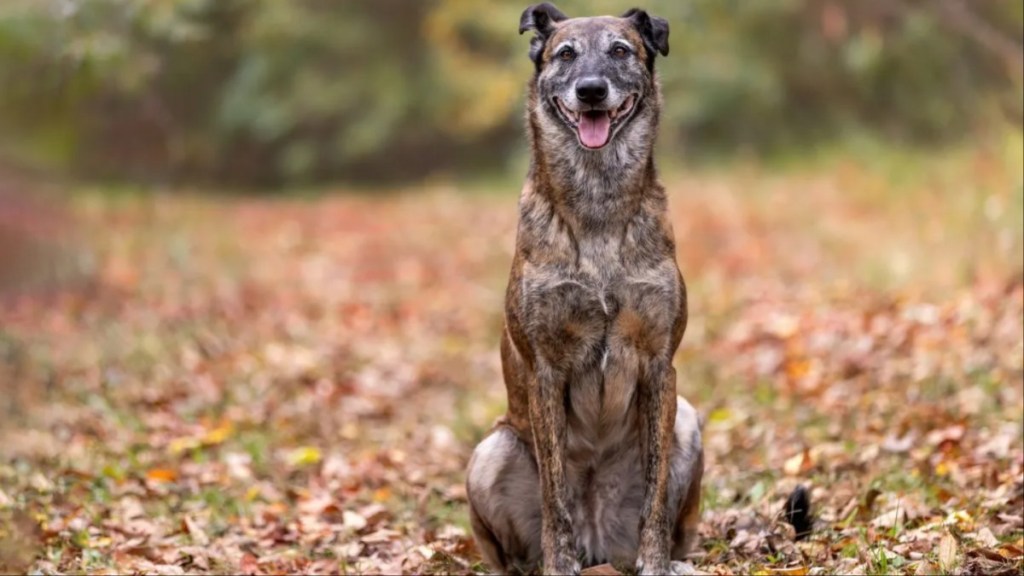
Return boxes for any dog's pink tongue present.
[578,111,611,148]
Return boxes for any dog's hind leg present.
[466,423,543,574]
[669,396,704,562]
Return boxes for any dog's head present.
[520,3,669,152]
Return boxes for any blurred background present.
[0,0,1021,186]
[1,2,1023,574]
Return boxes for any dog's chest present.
[523,231,678,444]
[523,231,676,358]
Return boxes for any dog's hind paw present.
[668,560,700,575]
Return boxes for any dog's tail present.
[783,484,813,541]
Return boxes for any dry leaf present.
[145,468,178,483]
[360,529,401,544]
[201,422,233,445]
[342,510,367,531]
[975,527,999,548]
[783,449,814,476]
[581,564,622,576]
[288,446,322,467]
[881,432,916,453]
[239,553,259,575]
[911,560,939,575]
[182,516,209,546]
[938,533,958,571]
[771,567,808,576]
[872,508,907,529]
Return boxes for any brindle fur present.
[467,4,703,574]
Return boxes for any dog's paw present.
[668,560,699,575]
[545,555,581,575]
[550,560,582,575]
[636,558,670,576]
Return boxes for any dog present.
[466,4,703,575]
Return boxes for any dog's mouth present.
[554,95,638,149]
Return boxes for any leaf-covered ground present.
[1,137,1023,575]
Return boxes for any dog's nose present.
[575,77,608,105]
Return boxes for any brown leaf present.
[581,564,622,576]
[784,448,814,476]
[239,553,260,575]
[357,503,390,526]
[360,528,401,544]
[181,516,209,546]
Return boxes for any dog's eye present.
[612,45,629,58]
[558,47,575,62]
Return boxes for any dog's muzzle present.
[554,94,638,149]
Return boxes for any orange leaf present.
[145,468,178,482]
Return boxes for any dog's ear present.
[519,3,568,69]
[622,7,669,68]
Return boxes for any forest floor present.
[1,134,1023,575]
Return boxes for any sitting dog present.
[466,4,703,575]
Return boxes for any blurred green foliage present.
[0,0,1020,186]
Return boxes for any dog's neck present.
[527,96,660,230]
[524,88,659,229]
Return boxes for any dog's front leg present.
[636,357,678,575]
[528,361,579,575]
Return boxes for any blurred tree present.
[0,0,1019,187]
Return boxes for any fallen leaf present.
[911,560,938,575]
[168,437,200,455]
[288,446,322,467]
[881,432,916,453]
[357,503,390,526]
[975,527,999,547]
[343,510,367,531]
[872,508,907,529]
[938,532,958,572]
[784,448,814,476]
[927,425,965,446]
[771,567,808,576]
[201,422,233,445]
[89,536,112,548]
[998,543,1023,560]
[145,468,178,483]
[182,516,209,546]
[581,564,622,575]
[943,510,975,530]
[239,553,259,575]
[437,524,466,539]
[360,529,401,544]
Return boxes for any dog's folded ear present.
[519,3,567,36]
[622,7,670,66]
[520,3,568,70]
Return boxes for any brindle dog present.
[466,4,703,575]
